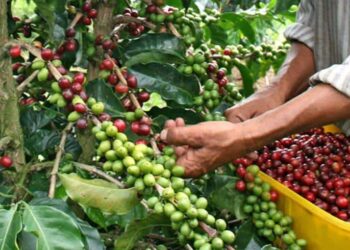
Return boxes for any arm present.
[225,41,316,122]
[243,84,350,151]
[226,0,316,123]
[162,84,350,178]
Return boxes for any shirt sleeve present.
[310,55,350,97]
[310,55,350,134]
[284,0,315,50]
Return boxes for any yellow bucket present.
[258,124,350,250]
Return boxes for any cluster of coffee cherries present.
[10,15,42,38]
[98,58,138,95]
[66,0,98,26]
[178,52,207,78]
[234,165,307,250]
[121,91,150,112]
[238,128,350,222]
[8,46,110,129]
[124,108,152,137]
[122,8,145,37]
[0,155,13,168]
[171,8,219,46]
[91,123,236,249]
[193,81,242,114]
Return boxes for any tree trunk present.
[0,0,26,169]
[87,1,116,81]
[79,1,116,163]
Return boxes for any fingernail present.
[160,129,168,142]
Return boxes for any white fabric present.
[284,0,350,133]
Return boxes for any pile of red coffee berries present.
[235,165,307,250]
[0,155,13,168]
[236,128,350,222]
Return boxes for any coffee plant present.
[0,0,301,249]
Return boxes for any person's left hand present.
[160,119,248,178]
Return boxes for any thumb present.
[160,126,202,147]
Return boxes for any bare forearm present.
[264,42,316,101]
[242,84,350,151]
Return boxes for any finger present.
[227,115,244,124]
[175,146,188,156]
[164,119,176,129]
[175,117,185,127]
[177,148,209,178]
[161,126,203,147]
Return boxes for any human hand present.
[224,87,285,123]
[161,120,249,178]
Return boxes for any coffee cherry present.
[126,75,138,88]
[113,119,126,132]
[108,74,118,85]
[146,4,157,13]
[62,89,74,101]
[88,9,98,19]
[71,82,83,93]
[9,46,21,58]
[336,196,349,208]
[102,39,113,50]
[74,103,87,113]
[235,180,246,192]
[65,39,77,52]
[58,77,71,89]
[65,28,76,38]
[82,16,92,25]
[137,91,150,102]
[221,230,235,244]
[82,2,91,12]
[270,190,279,202]
[138,124,151,136]
[73,72,85,84]
[76,119,88,129]
[41,48,54,61]
[0,156,13,168]
[113,82,128,94]
[91,102,104,115]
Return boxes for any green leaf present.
[210,180,246,219]
[220,13,256,43]
[105,203,148,227]
[204,174,237,195]
[22,203,84,250]
[0,205,22,250]
[59,174,139,214]
[20,107,57,135]
[115,214,170,250]
[83,207,107,229]
[25,129,81,159]
[149,107,203,132]
[129,63,200,105]
[261,245,280,250]
[208,23,229,47]
[124,33,186,66]
[274,0,299,14]
[30,198,105,250]
[85,79,125,117]
[142,93,167,112]
[33,0,68,45]
[165,0,183,8]
[232,60,255,97]
[235,220,268,250]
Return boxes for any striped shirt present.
[284,0,350,133]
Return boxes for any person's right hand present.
[224,87,285,123]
